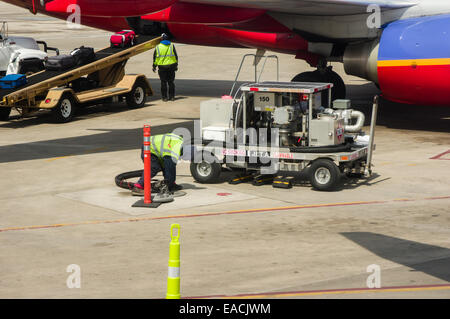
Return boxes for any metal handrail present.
[229,53,279,97]
[36,41,60,55]
[257,55,279,83]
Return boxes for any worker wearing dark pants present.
[153,33,178,102]
[158,68,176,101]
[133,133,184,193]
[135,150,177,190]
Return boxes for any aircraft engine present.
[343,39,379,84]
[343,14,450,105]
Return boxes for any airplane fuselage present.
[2,0,450,105]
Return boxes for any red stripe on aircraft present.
[378,64,450,105]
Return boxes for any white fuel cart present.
[190,81,378,191]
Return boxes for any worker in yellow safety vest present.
[134,133,187,193]
[153,33,178,102]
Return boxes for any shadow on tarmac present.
[0,121,194,163]
[341,232,450,282]
[339,173,391,191]
[345,82,450,133]
[0,80,448,163]
[1,79,448,131]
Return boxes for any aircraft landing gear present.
[291,62,346,107]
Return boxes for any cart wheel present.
[309,159,341,191]
[126,79,147,108]
[52,93,77,123]
[190,153,221,183]
[0,107,11,121]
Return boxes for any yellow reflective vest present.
[154,43,178,66]
[150,134,183,162]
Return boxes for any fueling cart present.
[190,81,378,191]
[0,36,161,122]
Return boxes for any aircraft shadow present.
[0,120,195,163]
[345,83,450,133]
[154,79,450,133]
[1,79,448,132]
[0,80,448,163]
[341,232,450,282]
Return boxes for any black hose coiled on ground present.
[115,169,143,190]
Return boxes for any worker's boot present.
[132,183,144,195]
[131,181,161,196]
[152,180,174,203]
[158,180,170,195]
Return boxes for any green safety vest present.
[150,134,184,162]
[154,43,178,66]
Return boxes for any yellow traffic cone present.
[166,223,181,299]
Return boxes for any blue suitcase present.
[0,74,27,89]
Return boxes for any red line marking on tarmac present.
[424,195,450,200]
[188,283,450,299]
[0,196,448,233]
[430,150,450,160]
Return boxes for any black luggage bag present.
[71,46,96,66]
[45,54,77,71]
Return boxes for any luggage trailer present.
[190,82,378,191]
[0,36,161,122]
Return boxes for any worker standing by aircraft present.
[133,133,186,194]
[153,33,178,102]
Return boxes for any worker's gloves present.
[152,66,156,73]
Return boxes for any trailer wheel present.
[52,94,77,123]
[0,107,11,121]
[190,153,221,183]
[309,159,341,191]
[126,79,147,108]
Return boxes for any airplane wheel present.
[292,69,346,106]
[126,79,147,108]
[326,70,346,101]
[52,94,77,123]
[0,107,11,121]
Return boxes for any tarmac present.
[0,3,449,299]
